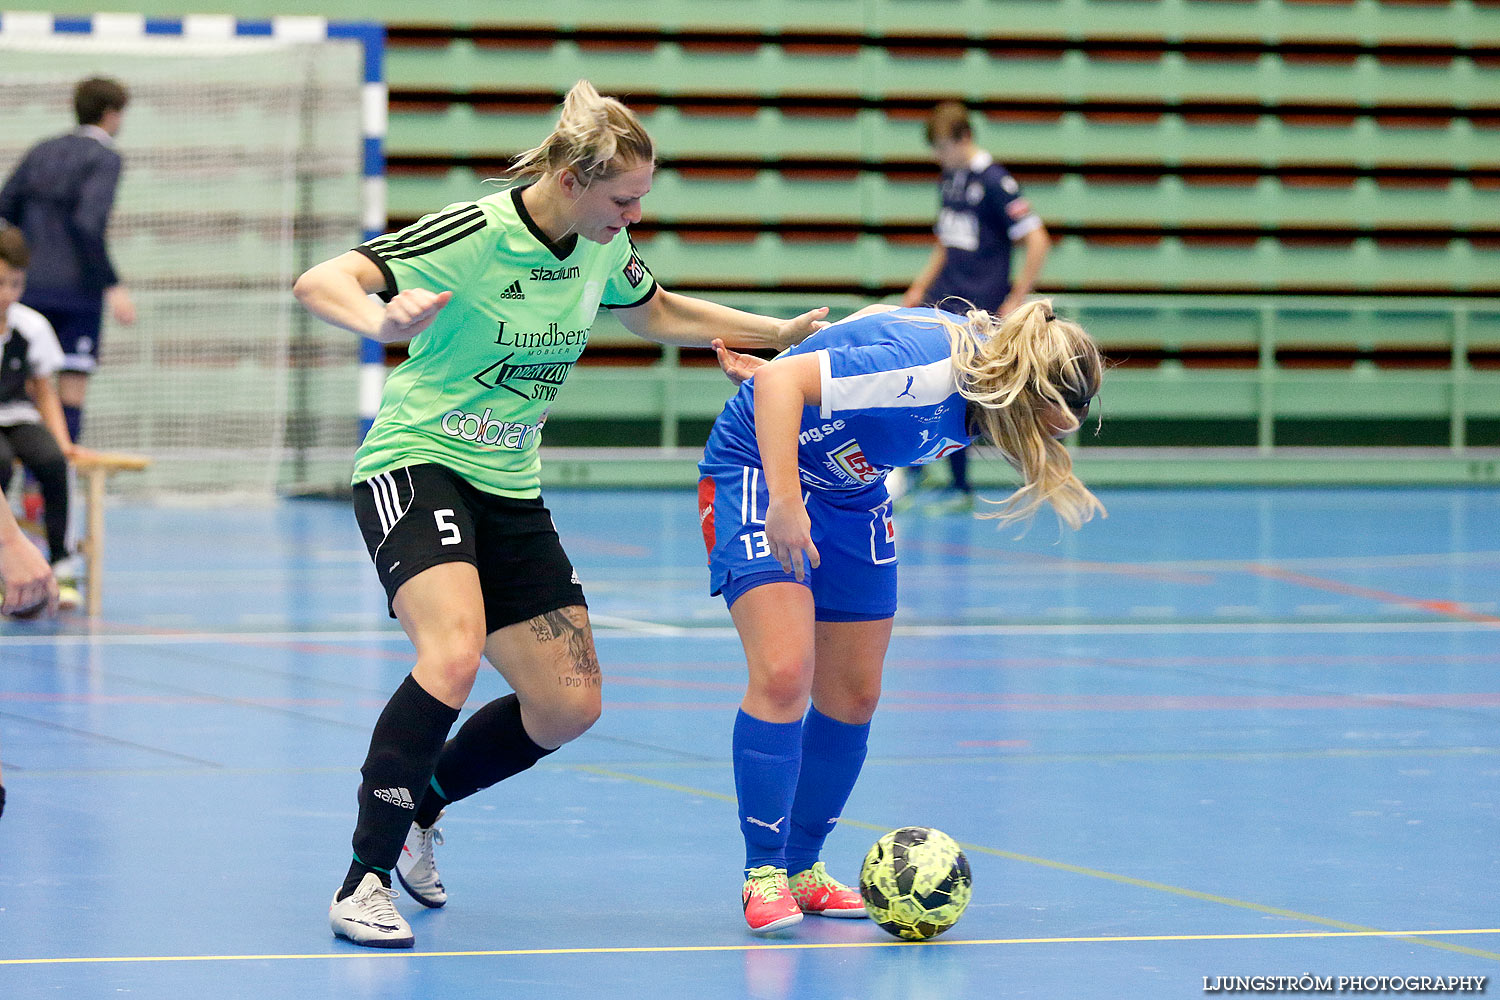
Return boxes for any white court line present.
[4,618,1500,647]
[584,613,690,636]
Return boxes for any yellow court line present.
[571,765,1500,963]
[4,928,1499,967]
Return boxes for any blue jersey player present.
[899,101,1052,507]
[698,300,1103,934]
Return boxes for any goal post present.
[0,13,386,500]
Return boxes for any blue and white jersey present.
[927,151,1042,313]
[703,307,975,492]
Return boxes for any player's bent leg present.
[391,604,599,912]
[397,562,488,710]
[485,604,602,749]
[729,584,817,933]
[809,617,893,727]
[731,583,817,723]
[784,617,893,916]
[332,565,479,944]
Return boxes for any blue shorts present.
[697,462,897,622]
[28,300,104,374]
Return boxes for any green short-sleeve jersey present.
[352,185,657,497]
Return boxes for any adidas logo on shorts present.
[374,786,416,809]
[500,280,525,300]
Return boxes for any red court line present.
[1244,564,1500,624]
[0,693,343,707]
[7,689,1492,713]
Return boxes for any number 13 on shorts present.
[741,530,771,560]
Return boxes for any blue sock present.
[784,707,870,877]
[733,709,803,875]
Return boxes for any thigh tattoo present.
[529,607,600,685]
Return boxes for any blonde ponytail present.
[938,300,1106,529]
[508,80,655,184]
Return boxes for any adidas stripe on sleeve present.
[357,203,491,300]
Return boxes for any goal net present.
[0,23,368,500]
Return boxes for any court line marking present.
[11,743,1496,780]
[571,766,1500,963]
[3,927,1498,967]
[1245,565,1500,625]
[0,710,221,768]
[5,619,1500,648]
[12,744,1496,780]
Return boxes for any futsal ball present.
[859,826,972,940]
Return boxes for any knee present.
[749,654,815,714]
[415,630,485,701]
[525,687,601,748]
[827,681,882,725]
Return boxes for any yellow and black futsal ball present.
[859,826,972,940]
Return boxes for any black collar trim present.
[511,184,577,261]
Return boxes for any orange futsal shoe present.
[742,865,803,934]
[788,862,869,918]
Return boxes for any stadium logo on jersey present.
[439,407,541,449]
[623,247,648,287]
[829,440,882,485]
[500,280,525,300]
[530,264,580,281]
[473,352,574,401]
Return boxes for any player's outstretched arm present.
[615,289,827,352]
[293,251,452,344]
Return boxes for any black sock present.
[340,674,460,899]
[413,694,556,828]
[0,785,6,820]
[63,404,82,445]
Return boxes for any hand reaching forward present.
[774,306,829,349]
[712,339,767,386]
[377,289,453,343]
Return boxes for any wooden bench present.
[71,451,150,618]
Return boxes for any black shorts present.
[352,463,586,634]
[29,300,104,374]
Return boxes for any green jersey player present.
[295,79,828,949]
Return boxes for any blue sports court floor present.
[1,486,1497,998]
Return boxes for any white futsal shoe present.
[395,814,447,908]
[329,872,414,948]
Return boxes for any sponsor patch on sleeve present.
[623,246,648,288]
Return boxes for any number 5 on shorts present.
[435,508,462,546]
